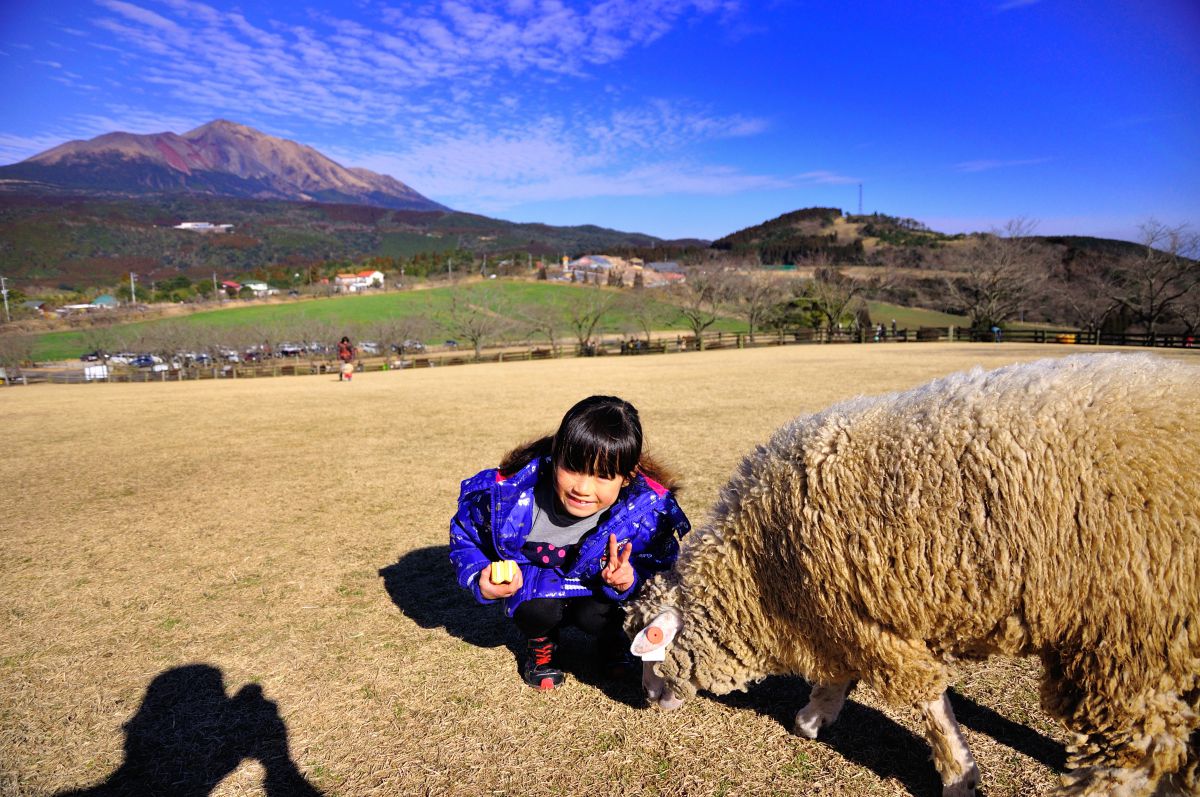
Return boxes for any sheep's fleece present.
[627,353,1199,797]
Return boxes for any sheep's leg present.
[793,680,854,739]
[920,692,980,797]
[1044,650,1197,796]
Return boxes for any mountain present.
[0,120,446,211]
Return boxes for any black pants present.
[512,596,625,643]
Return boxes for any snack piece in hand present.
[490,559,517,584]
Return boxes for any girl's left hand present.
[601,534,635,592]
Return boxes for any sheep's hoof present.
[793,717,821,739]
[792,707,825,739]
[945,777,974,797]
[942,773,978,797]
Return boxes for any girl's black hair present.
[499,395,678,489]
[551,395,642,480]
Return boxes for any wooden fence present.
[6,325,1196,385]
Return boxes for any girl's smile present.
[554,466,628,518]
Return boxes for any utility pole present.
[212,272,219,303]
[0,275,10,322]
[129,272,137,305]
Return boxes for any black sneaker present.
[600,633,635,680]
[522,637,565,691]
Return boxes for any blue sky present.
[1,0,1197,242]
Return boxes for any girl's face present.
[554,466,628,518]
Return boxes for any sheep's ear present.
[630,608,683,661]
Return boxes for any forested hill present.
[712,207,971,263]
[0,193,705,288]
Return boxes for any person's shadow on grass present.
[55,664,323,797]
[378,545,645,706]
[378,544,509,649]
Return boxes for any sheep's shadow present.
[377,545,644,707]
[54,663,323,797]
[712,678,1066,797]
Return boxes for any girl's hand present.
[479,563,523,600]
[601,534,635,592]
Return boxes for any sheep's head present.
[625,572,698,710]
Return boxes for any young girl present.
[449,395,691,690]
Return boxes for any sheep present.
[626,353,1200,797]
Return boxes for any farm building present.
[334,270,384,293]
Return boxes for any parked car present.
[395,339,426,353]
[444,340,459,349]
[358,341,380,355]
[80,351,104,362]
[180,352,212,366]
[130,355,156,368]
[277,343,304,357]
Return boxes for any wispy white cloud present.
[797,170,859,185]
[0,109,203,164]
[995,0,1042,12]
[337,113,789,211]
[5,0,779,208]
[954,157,1050,173]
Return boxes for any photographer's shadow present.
[56,664,322,797]
[378,545,509,648]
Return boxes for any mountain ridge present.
[0,119,446,212]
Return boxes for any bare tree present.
[140,322,191,370]
[729,272,789,343]
[672,267,734,350]
[516,301,566,356]
[1047,254,1121,339]
[0,334,34,384]
[1174,288,1200,339]
[616,289,670,346]
[1108,219,1200,337]
[371,315,434,360]
[807,265,866,341]
[440,285,514,360]
[79,325,120,364]
[563,285,617,355]
[948,218,1052,332]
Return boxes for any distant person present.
[449,395,691,691]
[337,336,355,381]
[991,325,1003,343]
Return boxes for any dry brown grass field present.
[3,343,1197,797]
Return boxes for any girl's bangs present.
[553,423,639,479]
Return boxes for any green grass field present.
[27,282,968,362]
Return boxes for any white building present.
[334,270,385,293]
[173,222,233,233]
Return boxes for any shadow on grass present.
[378,545,509,649]
[378,546,647,707]
[711,678,1065,797]
[55,664,323,797]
